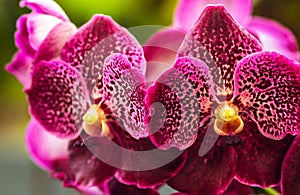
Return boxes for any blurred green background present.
[0,0,299,194]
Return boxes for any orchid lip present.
[214,102,244,136]
[82,104,112,138]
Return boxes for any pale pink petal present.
[25,119,69,170]
[247,16,299,61]
[174,0,252,31]
[6,51,32,88]
[20,0,69,21]
[27,13,63,50]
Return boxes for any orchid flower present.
[146,5,299,194]
[144,0,299,80]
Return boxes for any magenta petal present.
[20,0,69,21]
[146,56,214,150]
[34,22,77,64]
[282,136,300,195]
[247,17,299,61]
[167,140,237,195]
[15,15,35,56]
[178,5,261,100]
[27,13,63,50]
[105,178,159,195]
[174,0,253,32]
[102,54,147,139]
[26,60,82,138]
[6,51,32,88]
[234,116,294,187]
[115,135,187,188]
[234,51,300,139]
[25,119,68,170]
[61,14,146,98]
[222,179,253,195]
[144,28,186,81]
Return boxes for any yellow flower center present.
[82,104,112,138]
[213,102,244,136]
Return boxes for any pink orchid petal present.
[146,57,214,150]
[102,54,147,139]
[247,16,299,61]
[174,0,252,32]
[26,60,86,139]
[233,117,294,187]
[25,119,68,171]
[144,28,186,81]
[34,21,77,64]
[178,5,262,101]
[234,51,300,139]
[20,0,69,21]
[27,13,63,50]
[282,136,300,195]
[15,14,35,56]
[5,51,32,88]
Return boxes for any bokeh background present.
[0,0,299,194]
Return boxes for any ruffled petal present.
[174,0,253,32]
[143,28,186,81]
[234,51,300,139]
[233,116,294,187]
[115,134,187,188]
[25,119,68,171]
[5,51,32,88]
[61,14,146,100]
[146,56,214,150]
[102,54,147,139]
[167,139,237,195]
[20,0,69,21]
[247,16,299,61]
[282,136,300,195]
[178,5,262,100]
[26,60,86,138]
[15,14,35,56]
[27,13,63,50]
[104,178,159,195]
[34,21,77,64]
[59,138,117,188]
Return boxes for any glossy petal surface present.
[25,119,68,170]
[6,51,32,88]
[234,51,300,139]
[34,22,76,63]
[247,17,299,61]
[20,0,69,21]
[26,60,84,138]
[146,57,214,150]
[233,116,294,187]
[174,0,252,31]
[115,134,187,188]
[282,136,300,195]
[102,54,147,139]
[167,139,237,195]
[61,15,146,101]
[178,5,261,100]
[105,178,159,195]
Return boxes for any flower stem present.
[264,188,281,195]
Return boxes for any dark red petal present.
[115,131,187,188]
[234,116,294,187]
[34,22,76,64]
[167,138,237,195]
[61,15,146,100]
[222,179,253,195]
[104,178,159,195]
[26,60,86,138]
[102,54,147,139]
[282,136,300,195]
[234,51,300,139]
[178,5,262,100]
[146,56,214,150]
